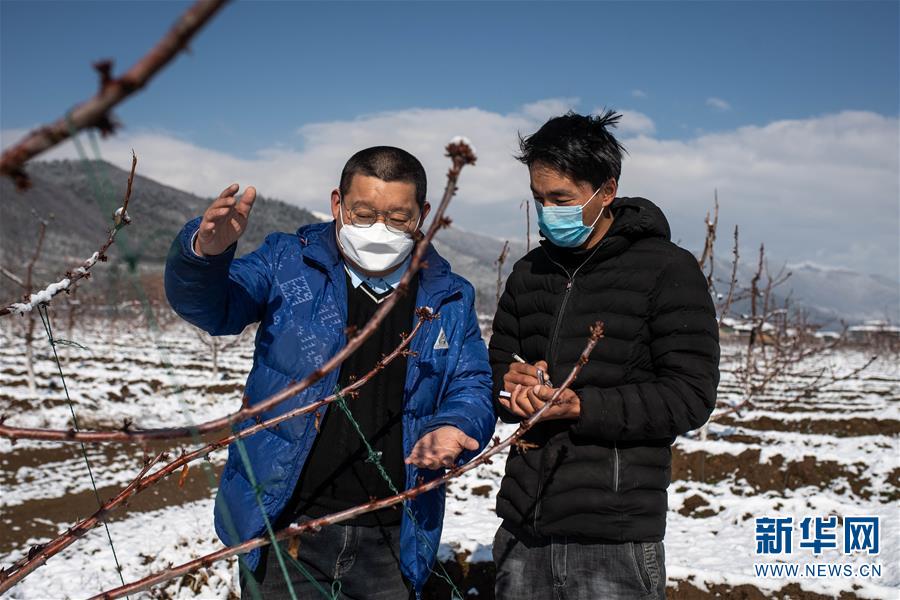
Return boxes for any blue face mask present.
[534,186,606,248]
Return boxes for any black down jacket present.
[489,196,720,542]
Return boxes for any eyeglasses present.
[342,200,419,234]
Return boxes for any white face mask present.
[337,207,417,273]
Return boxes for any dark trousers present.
[493,521,666,600]
[240,516,414,600]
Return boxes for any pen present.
[511,353,553,387]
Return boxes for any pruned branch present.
[519,198,532,252]
[0,152,137,317]
[0,1,227,189]
[495,240,510,306]
[717,224,739,326]
[85,322,605,600]
[0,139,475,443]
[0,313,430,593]
[0,452,167,590]
[698,189,718,290]
[0,267,25,288]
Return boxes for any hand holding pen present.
[500,353,550,397]
[512,353,553,387]
[498,353,580,421]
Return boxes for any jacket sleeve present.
[570,249,720,441]
[421,285,496,465]
[164,217,274,336]
[487,270,525,424]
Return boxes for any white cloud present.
[706,97,732,111]
[2,106,897,278]
[617,110,898,277]
[631,89,647,99]
[611,109,656,136]
[518,98,579,121]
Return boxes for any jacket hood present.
[606,196,671,241]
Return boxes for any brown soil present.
[0,462,223,555]
[715,415,900,437]
[678,494,721,518]
[0,433,230,556]
[672,448,880,499]
[885,468,900,503]
[471,485,493,497]
[424,553,495,600]
[668,579,865,599]
[204,383,245,395]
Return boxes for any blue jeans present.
[493,522,666,600]
[240,517,413,600]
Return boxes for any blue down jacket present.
[164,218,495,595]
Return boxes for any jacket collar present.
[296,220,455,302]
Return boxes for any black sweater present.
[488,196,720,542]
[287,272,418,527]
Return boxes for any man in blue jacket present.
[164,146,495,599]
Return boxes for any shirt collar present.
[343,254,411,295]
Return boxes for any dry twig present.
[495,240,510,306]
[87,322,605,600]
[0,1,227,188]
[0,312,431,592]
[0,152,137,317]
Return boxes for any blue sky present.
[3,1,898,150]
[1,1,898,279]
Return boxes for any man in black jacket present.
[489,111,720,599]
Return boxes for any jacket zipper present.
[547,278,574,367]
[533,457,543,532]
[532,243,607,533]
[542,241,605,367]
[613,443,619,492]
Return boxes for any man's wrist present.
[191,230,205,257]
[190,230,236,258]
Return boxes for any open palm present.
[194,183,257,256]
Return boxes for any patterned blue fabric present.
[164,219,495,596]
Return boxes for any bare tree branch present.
[698,189,718,290]
[0,313,430,593]
[717,224,739,327]
[495,240,510,306]
[0,0,228,188]
[85,322,605,600]
[0,152,137,317]
[0,267,25,288]
[0,452,167,591]
[519,198,532,252]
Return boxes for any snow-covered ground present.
[1,318,897,599]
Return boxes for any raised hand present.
[194,183,257,256]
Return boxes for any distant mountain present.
[430,226,527,311]
[0,160,318,302]
[706,255,899,328]
[1,160,895,324]
[775,262,898,327]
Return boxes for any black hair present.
[516,109,627,188]
[339,146,427,208]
